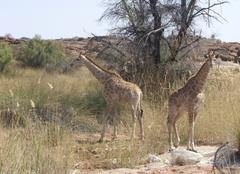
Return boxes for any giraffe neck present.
[81,56,111,83]
[191,60,211,92]
[183,60,211,96]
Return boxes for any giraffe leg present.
[112,109,118,141]
[167,104,179,152]
[98,105,113,142]
[167,119,174,152]
[130,105,137,141]
[137,108,144,141]
[173,121,180,148]
[173,112,182,148]
[187,111,197,152]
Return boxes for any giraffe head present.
[69,55,85,68]
[205,50,215,68]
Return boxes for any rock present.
[148,154,162,163]
[171,149,203,165]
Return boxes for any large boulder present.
[148,154,162,163]
[171,149,203,165]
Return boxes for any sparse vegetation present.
[17,35,65,68]
[0,63,238,172]
[0,42,13,72]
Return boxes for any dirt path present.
[71,146,218,174]
[71,163,214,174]
[72,165,213,174]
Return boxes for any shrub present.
[0,42,13,72]
[18,35,65,68]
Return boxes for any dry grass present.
[0,125,74,174]
[0,65,240,172]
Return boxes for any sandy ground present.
[72,164,214,174]
[71,144,218,174]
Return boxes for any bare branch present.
[179,36,200,52]
[192,1,228,21]
[143,25,167,45]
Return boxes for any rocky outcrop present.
[1,35,240,69]
[208,42,240,63]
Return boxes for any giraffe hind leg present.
[136,102,144,140]
[173,121,180,148]
[130,105,137,141]
[137,107,144,141]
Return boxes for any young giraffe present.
[70,54,144,142]
[167,51,214,152]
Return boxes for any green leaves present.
[0,42,13,72]
[18,36,65,68]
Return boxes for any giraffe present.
[70,54,144,142]
[167,51,214,152]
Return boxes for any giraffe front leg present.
[98,105,113,142]
[173,121,180,148]
[112,115,118,141]
[168,109,179,151]
[112,125,118,140]
[187,112,197,152]
[99,119,107,143]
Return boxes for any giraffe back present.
[104,77,142,104]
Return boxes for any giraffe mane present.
[80,55,122,78]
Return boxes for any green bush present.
[0,42,13,72]
[18,35,65,68]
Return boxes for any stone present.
[148,154,162,163]
[171,149,203,165]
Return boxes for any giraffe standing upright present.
[167,51,214,152]
[70,54,144,142]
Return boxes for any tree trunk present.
[169,0,189,61]
[153,34,161,65]
[149,0,162,65]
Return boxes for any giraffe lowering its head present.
[70,54,144,142]
[167,51,214,152]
